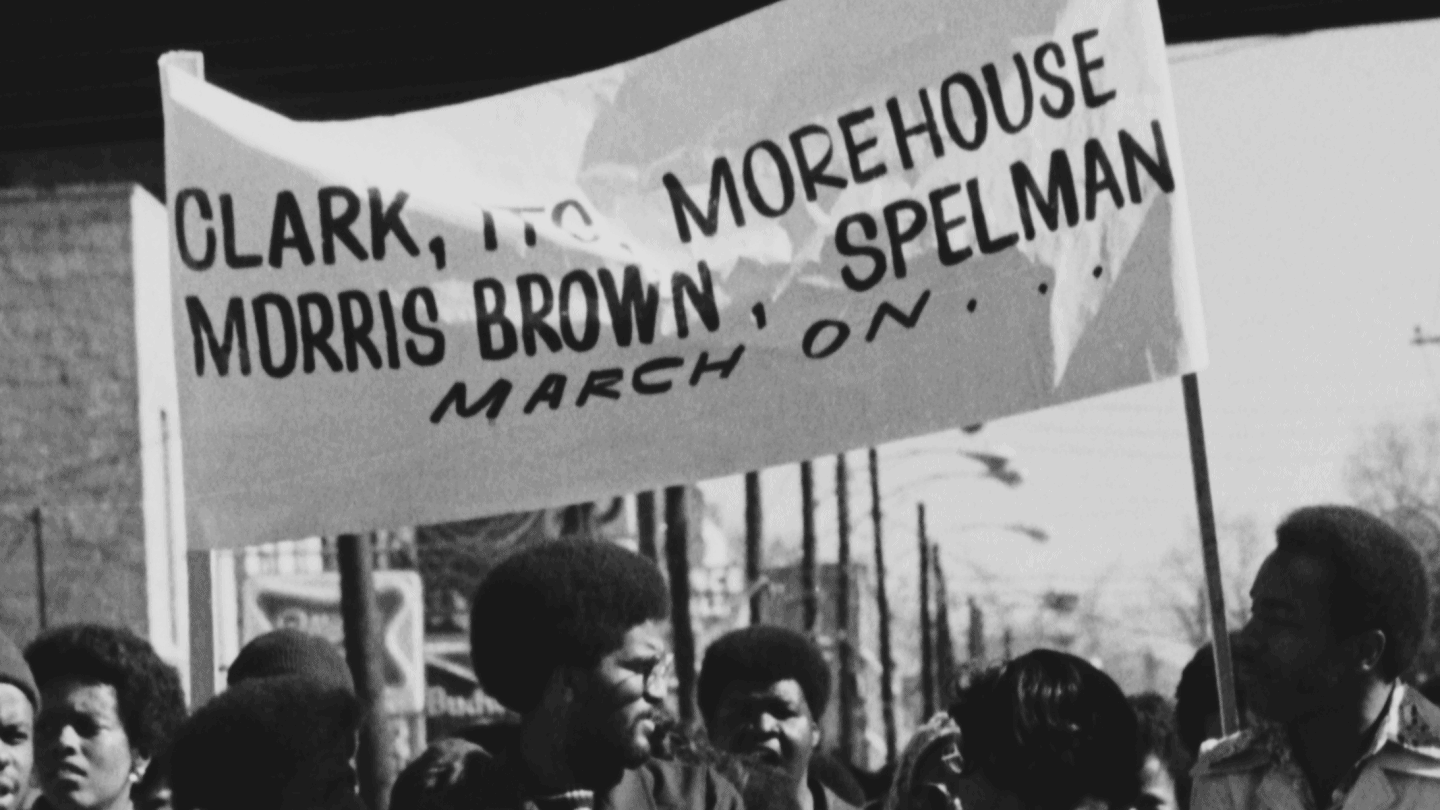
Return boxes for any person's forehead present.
[1252,550,1332,609]
[0,683,32,723]
[617,620,668,655]
[718,678,807,707]
[40,677,118,715]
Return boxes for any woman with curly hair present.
[24,625,187,810]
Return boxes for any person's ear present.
[809,720,822,749]
[1350,629,1387,674]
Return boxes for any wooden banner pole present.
[339,533,394,810]
[664,486,698,725]
[800,461,818,633]
[636,491,659,563]
[745,471,763,624]
[1181,372,1242,736]
[835,453,856,763]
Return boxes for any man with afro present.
[698,626,860,810]
[1192,505,1440,810]
[393,539,741,810]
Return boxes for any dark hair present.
[951,649,1140,810]
[170,676,362,810]
[697,626,831,725]
[470,540,669,713]
[1174,640,1246,759]
[1129,693,1192,810]
[228,628,355,694]
[1275,505,1430,679]
[25,624,188,760]
[389,737,493,810]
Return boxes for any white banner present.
[161,0,1205,550]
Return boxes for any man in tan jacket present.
[1191,505,1440,810]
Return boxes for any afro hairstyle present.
[1129,692,1193,810]
[1274,505,1431,680]
[952,650,1141,810]
[469,540,669,714]
[169,675,362,810]
[697,625,831,725]
[1173,639,1247,759]
[25,623,188,760]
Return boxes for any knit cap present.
[0,630,38,709]
[170,675,363,810]
[227,628,355,694]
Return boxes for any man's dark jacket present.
[390,732,744,810]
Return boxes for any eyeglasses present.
[622,653,675,696]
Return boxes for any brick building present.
[0,184,185,675]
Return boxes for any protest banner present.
[160,0,1205,550]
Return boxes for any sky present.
[696,16,1440,679]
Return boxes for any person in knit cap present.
[698,625,860,810]
[25,625,186,810]
[393,539,741,810]
[0,630,38,810]
[169,675,363,810]
[226,628,356,694]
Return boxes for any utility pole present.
[918,502,934,718]
[967,598,986,667]
[801,460,817,633]
[338,533,393,810]
[868,448,898,764]
[636,491,658,563]
[932,543,956,709]
[31,508,47,631]
[835,452,856,764]
[745,471,763,624]
[665,486,697,725]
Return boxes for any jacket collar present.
[812,775,864,810]
[1197,683,1440,780]
[599,766,655,810]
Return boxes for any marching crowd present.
[0,503,1438,810]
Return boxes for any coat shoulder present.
[1191,729,1269,778]
[630,759,743,810]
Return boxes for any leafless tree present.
[1346,416,1440,679]
[1348,417,1440,514]
[1153,515,1271,649]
